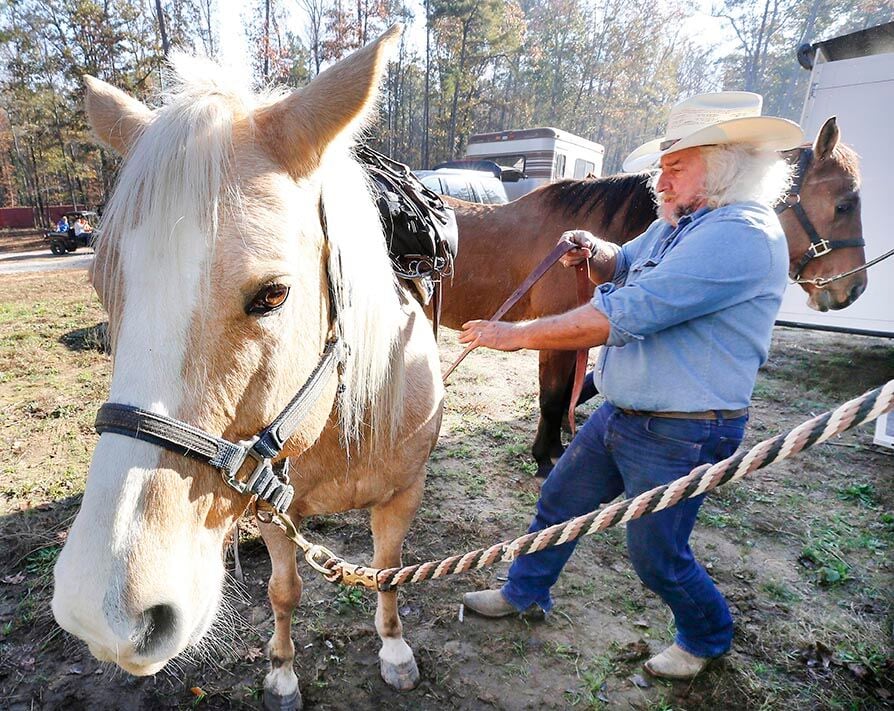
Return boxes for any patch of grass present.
[24,545,61,576]
[798,515,875,587]
[333,586,371,614]
[513,489,539,508]
[836,641,888,678]
[701,510,733,528]
[836,482,878,508]
[548,641,580,662]
[760,580,801,603]
[751,381,784,402]
[462,470,487,497]
[579,651,616,708]
[504,661,529,679]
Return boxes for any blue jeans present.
[502,402,746,658]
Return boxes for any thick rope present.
[271,379,894,591]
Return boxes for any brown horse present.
[440,118,866,476]
[51,27,442,710]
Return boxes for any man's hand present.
[559,230,598,268]
[459,319,526,351]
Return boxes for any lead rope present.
[791,246,894,287]
[265,379,894,592]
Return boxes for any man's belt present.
[616,407,749,420]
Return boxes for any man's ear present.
[83,75,153,155]
[813,116,839,161]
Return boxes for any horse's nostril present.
[133,604,178,656]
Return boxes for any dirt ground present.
[0,270,892,710]
[0,230,48,254]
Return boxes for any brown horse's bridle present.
[776,147,866,285]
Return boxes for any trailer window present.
[476,154,526,172]
[573,158,595,179]
[554,153,566,178]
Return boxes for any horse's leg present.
[370,478,424,690]
[533,349,577,478]
[258,520,303,711]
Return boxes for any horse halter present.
[776,147,865,284]
[93,199,344,515]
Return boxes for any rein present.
[777,147,869,285]
[441,236,591,434]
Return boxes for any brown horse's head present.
[52,28,403,676]
[779,117,866,311]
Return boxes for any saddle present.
[356,144,458,332]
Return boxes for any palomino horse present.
[51,27,442,710]
[440,118,866,476]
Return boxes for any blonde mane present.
[97,53,403,444]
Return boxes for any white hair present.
[699,144,793,208]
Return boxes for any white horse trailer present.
[776,22,894,338]
[463,127,605,200]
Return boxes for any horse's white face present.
[52,28,401,675]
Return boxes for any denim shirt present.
[590,202,788,411]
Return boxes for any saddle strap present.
[567,262,592,435]
[443,238,578,381]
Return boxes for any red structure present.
[0,205,81,229]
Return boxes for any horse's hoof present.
[263,687,302,711]
[380,655,420,690]
[535,461,553,478]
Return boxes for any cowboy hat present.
[622,91,804,173]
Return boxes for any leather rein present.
[443,237,591,434]
[776,147,877,287]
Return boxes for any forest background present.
[0,0,890,222]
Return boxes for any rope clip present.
[303,543,341,578]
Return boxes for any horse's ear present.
[813,116,839,161]
[83,75,153,155]
[255,24,402,177]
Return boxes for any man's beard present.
[656,193,703,226]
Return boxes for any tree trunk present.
[155,0,170,56]
[448,15,472,159]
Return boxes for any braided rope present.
[275,380,894,591]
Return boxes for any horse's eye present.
[835,199,857,215]
[247,284,290,315]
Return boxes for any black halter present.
[93,198,343,514]
[776,147,865,281]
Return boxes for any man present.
[459,92,803,679]
[73,216,94,241]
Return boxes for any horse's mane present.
[830,142,861,188]
[535,173,655,231]
[97,54,403,444]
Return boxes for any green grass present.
[836,483,879,508]
[24,546,61,576]
[760,580,801,603]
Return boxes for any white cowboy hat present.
[622,91,804,173]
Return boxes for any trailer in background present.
[776,21,894,339]
[463,127,604,200]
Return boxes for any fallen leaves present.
[612,640,651,663]
[244,646,265,662]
